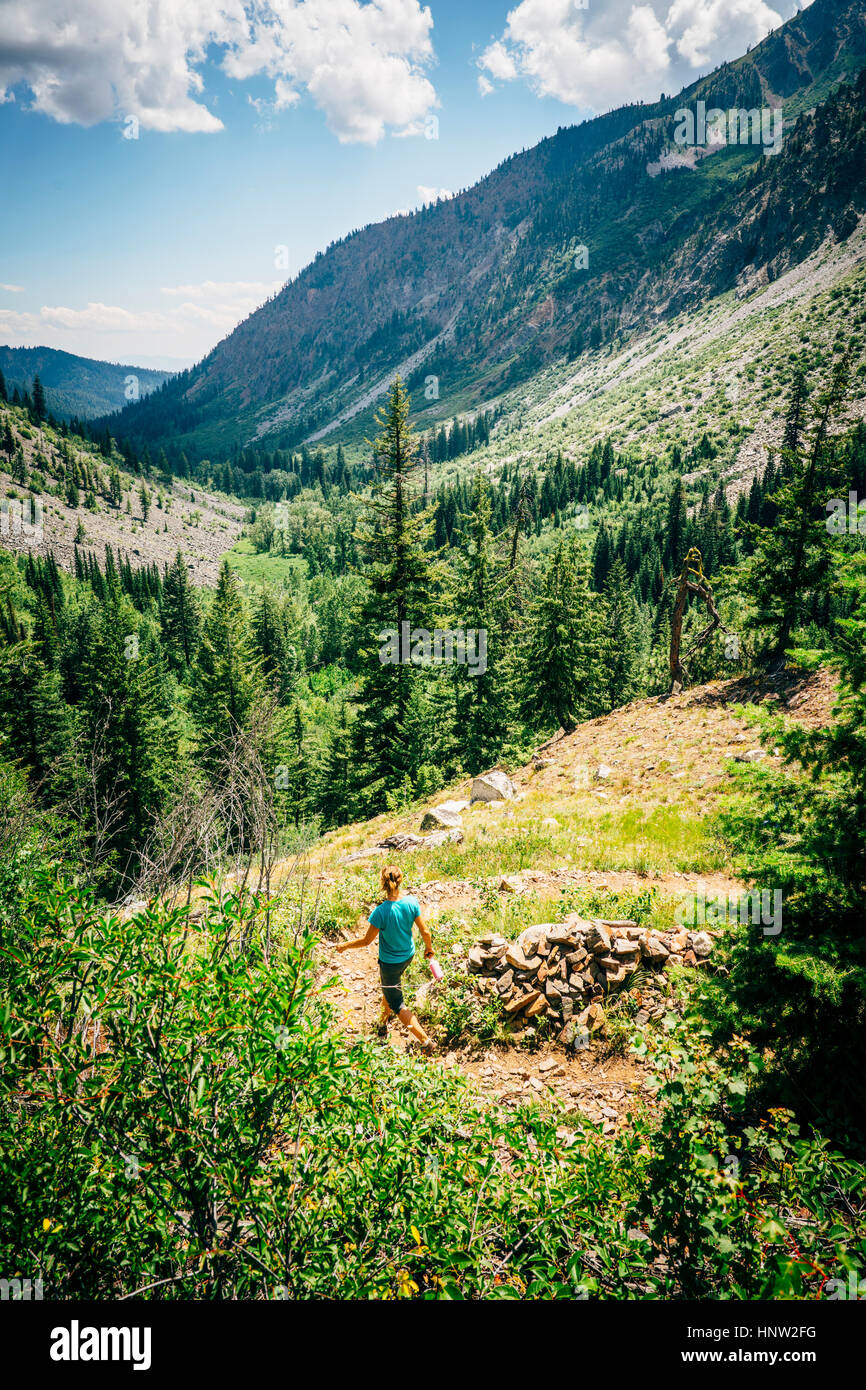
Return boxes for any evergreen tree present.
[597,558,642,710]
[738,367,847,659]
[192,560,259,766]
[160,551,201,672]
[319,697,356,827]
[521,536,600,734]
[455,469,507,771]
[32,375,46,422]
[253,589,292,700]
[349,378,436,809]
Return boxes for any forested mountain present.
[98,0,866,467]
[0,345,173,420]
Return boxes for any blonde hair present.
[381,865,403,894]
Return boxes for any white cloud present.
[416,185,453,204]
[0,279,285,363]
[477,74,494,97]
[0,0,438,143]
[159,279,281,300]
[478,0,808,111]
[0,283,25,293]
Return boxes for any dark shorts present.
[379,957,413,1015]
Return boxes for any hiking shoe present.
[421,1038,435,1057]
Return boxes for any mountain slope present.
[0,345,174,421]
[102,0,866,463]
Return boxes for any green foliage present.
[708,550,866,1138]
[1,871,862,1299]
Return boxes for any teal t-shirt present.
[369,896,420,963]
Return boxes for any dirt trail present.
[307,667,837,1132]
[321,933,660,1133]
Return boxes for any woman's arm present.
[336,918,379,953]
[414,909,434,959]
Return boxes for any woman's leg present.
[397,1005,431,1046]
[379,959,433,1050]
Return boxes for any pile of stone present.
[465,913,714,1047]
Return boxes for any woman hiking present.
[336,865,436,1056]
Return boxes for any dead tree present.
[669,547,734,692]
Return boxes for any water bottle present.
[428,956,444,982]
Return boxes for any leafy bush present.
[2,869,863,1299]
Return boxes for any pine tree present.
[253,589,292,700]
[664,478,688,574]
[77,589,180,887]
[739,366,847,659]
[32,375,46,421]
[192,560,259,766]
[349,378,436,809]
[597,558,642,710]
[160,551,201,672]
[455,469,507,771]
[522,536,600,734]
[319,697,356,827]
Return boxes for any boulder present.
[504,989,539,1015]
[470,770,516,803]
[422,828,463,849]
[505,945,541,973]
[640,933,670,964]
[546,926,579,946]
[516,925,551,956]
[377,828,463,852]
[561,914,597,935]
[419,806,463,832]
[585,922,612,955]
[467,946,486,973]
[435,799,469,816]
[690,931,713,959]
[496,969,514,996]
[525,995,548,1018]
[499,874,522,893]
[595,764,613,781]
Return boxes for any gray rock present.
[640,933,670,963]
[585,922,612,954]
[419,806,463,832]
[690,931,713,958]
[470,770,516,803]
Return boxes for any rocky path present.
[319,913,664,1137]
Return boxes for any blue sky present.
[0,0,808,368]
